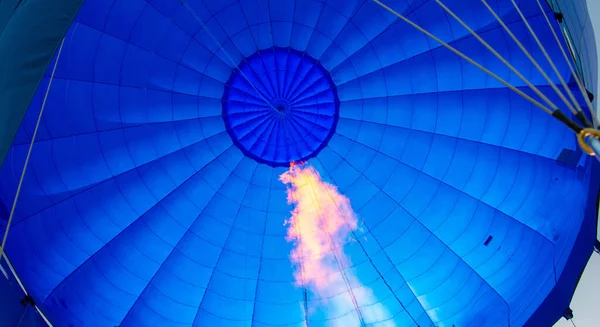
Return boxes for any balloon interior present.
[0,0,599,327]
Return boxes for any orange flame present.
[280,163,395,326]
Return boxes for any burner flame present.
[280,163,395,326]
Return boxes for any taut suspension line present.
[371,0,600,160]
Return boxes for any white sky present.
[554,1,600,327]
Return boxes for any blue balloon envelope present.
[0,0,596,326]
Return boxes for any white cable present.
[507,0,582,115]
[435,0,560,113]
[481,0,577,115]
[1,253,55,326]
[0,253,26,294]
[371,0,554,115]
[0,38,65,260]
[298,169,366,326]
[15,302,30,327]
[535,0,599,127]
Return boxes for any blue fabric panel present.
[0,258,29,326]
[524,160,599,327]
[0,0,84,168]
[0,257,48,327]
[0,0,21,36]
[0,1,596,327]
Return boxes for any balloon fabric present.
[0,1,596,327]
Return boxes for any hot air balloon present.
[0,0,599,326]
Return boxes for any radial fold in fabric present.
[0,0,596,327]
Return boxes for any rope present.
[370,0,553,115]
[0,38,66,260]
[316,166,424,326]
[371,0,600,159]
[2,241,55,327]
[435,0,560,113]
[535,0,600,127]
[481,0,577,115]
[298,168,367,327]
[15,304,30,327]
[508,0,583,114]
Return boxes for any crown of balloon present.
[222,48,340,167]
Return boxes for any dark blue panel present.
[223,47,339,167]
[0,257,48,327]
[0,1,596,327]
[0,0,21,36]
[0,0,84,168]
